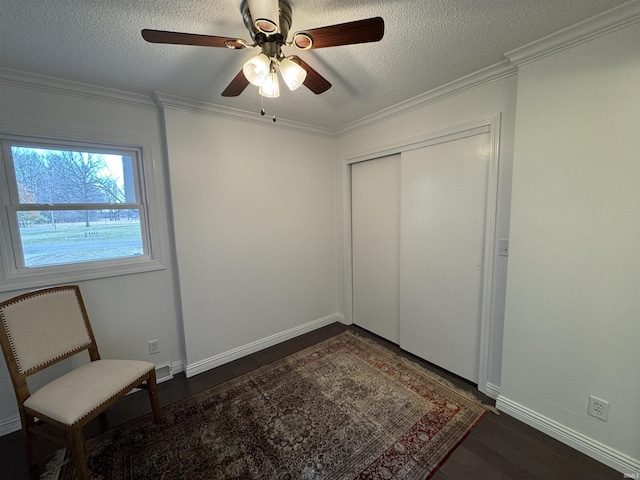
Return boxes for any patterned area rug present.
[43,331,489,479]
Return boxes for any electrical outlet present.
[588,395,609,421]
[148,339,160,355]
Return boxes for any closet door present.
[400,133,490,383]
[351,155,400,343]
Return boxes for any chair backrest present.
[0,286,98,380]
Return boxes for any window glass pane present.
[11,146,136,204]
[18,209,143,267]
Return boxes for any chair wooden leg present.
[69,426,90,480]
[147,369,161,424]
[147,370,162,423]
[22,412,37,466]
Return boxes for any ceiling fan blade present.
[292,17,384,49]
[289,56,331,94]
[221,70,250,97]
[142,29,242,48]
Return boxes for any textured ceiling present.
[0,0,631,130]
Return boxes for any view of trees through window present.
[10,146,145,268]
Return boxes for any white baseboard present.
[483,382,500,400]
[171,359,185,375]
[155,360,186,382]
[0,315,343,437]
[496,395,640,475]
[185,313,346,378]
[0,415,21,437]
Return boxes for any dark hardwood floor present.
[0,323,621,479]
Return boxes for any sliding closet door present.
[400,133,490,383]
[351,155,400,343]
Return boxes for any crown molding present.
[335,1,640,136]
[335,60,517,137]
[505,0,640,66]
[153,92,334,138]
[0,67,157,110]
[4,1,637,136]
[0,68,332,136]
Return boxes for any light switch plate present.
[498,239,509,257]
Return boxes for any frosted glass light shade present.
[243,54,271,86]
[279,57,307,91]
[259,71,280,98]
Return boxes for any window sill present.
[0,257,166,293]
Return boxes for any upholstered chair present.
[0,285,161,480]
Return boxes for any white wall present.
[1,9,637,474]
[335,74,518,394]
[0,79,182,431]
[160,104,340,373]
[498,21,640,471]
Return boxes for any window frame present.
[0,135,165,291]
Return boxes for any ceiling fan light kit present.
[279,56,307,91]
[142,0,384,116]
[241,36,306,96]
[243,53,271,86]
[258,71,280,98]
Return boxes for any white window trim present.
[0,134,166,292]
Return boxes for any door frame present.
[341,114,502,397]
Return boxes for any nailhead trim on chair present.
[0,309,24,373]
[0,288,92,375]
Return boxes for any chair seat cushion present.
[24,359,155,425]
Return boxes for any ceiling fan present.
[141,0,384,99]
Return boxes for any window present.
[0,137,163,289]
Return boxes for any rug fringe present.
[40,448,69,480]
[344,330,500,415]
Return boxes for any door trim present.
[341,114,502,397]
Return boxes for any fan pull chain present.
[258,96,276,122]
[272,96,276,123]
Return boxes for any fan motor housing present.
[240,0,293,42]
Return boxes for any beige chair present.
[0,285,161,479]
